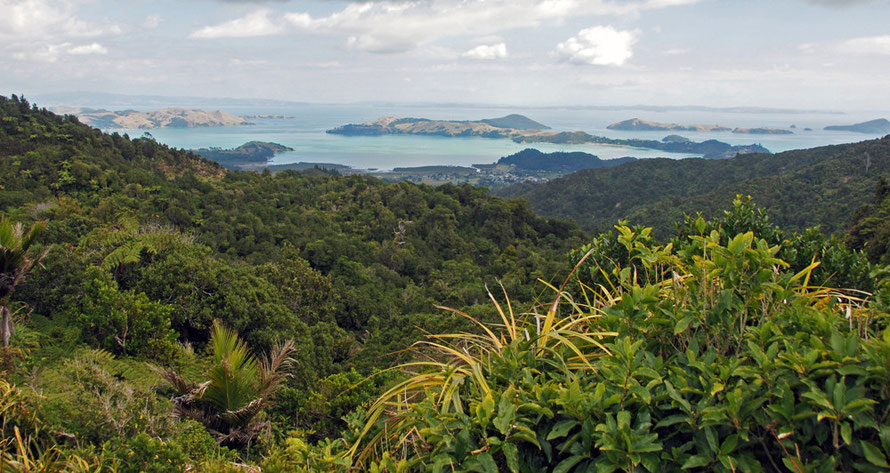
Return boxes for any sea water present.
[110,103,889,171]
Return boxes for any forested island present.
[193,141,294,170]
[3,94,890,472]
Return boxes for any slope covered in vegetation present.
[2,94,890,472]
[499,137,890,237]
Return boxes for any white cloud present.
[462,43,508,60]
[68,42,108,55]
[12,41,108,62]
[143,15,161,29]
[0,0,119,40]
[192,0,698,53]
[191,9,284,39]
[556,26,637,66]
[839,35,890,55]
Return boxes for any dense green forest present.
[499,137,890,237]
[2,94,890,472]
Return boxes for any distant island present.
[68,107,249,129]
[607,118,730,132]
[732,127,793,135]
[241,114,294,119]
[193,141,293,169]
[825,118,890,134]
[326,114,549,139]
[329,115,770,159]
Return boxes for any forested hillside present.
[3,94,890,472]
[0,94,582,441]
[498,137,890,237]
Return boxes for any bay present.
[111,103,889,171]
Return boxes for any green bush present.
[351,224,890,472]
[73,269,177,361]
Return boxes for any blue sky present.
[1,0,889,109]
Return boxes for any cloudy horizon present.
[1,0,889,111]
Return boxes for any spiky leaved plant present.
[348,251,618,469]
[156,320,295,448]
[0,218,47,349]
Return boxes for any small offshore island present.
[193,141,294,169]
[328,114,770,159]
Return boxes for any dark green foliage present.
[74,270,178,360]
[111,433,190,473]
[354,221,890,473]
[500,136,890,237]
[847,176,890,264]
[1,94,582,384]
[4,94,890,471]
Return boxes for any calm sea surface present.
[110,103,889,171]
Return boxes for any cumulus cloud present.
[556,26,637,66]
[191,0,697,53]
[12,41,108,62]
[191,9,284,38]
[462,43,508,60]
[68,42,108,55]
[0,0,120,40]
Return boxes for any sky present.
[1,0,889,110]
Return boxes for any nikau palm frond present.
[1,218,48,348]
[155,320,295,447]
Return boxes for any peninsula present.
[71,107,249,129]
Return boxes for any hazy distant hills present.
[498,135,890,236]
[825,118,890,134]
[62,107,249,129]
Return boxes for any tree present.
[0,218,47,348]
[156,320,295,448]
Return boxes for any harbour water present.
[105,103,888,171]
